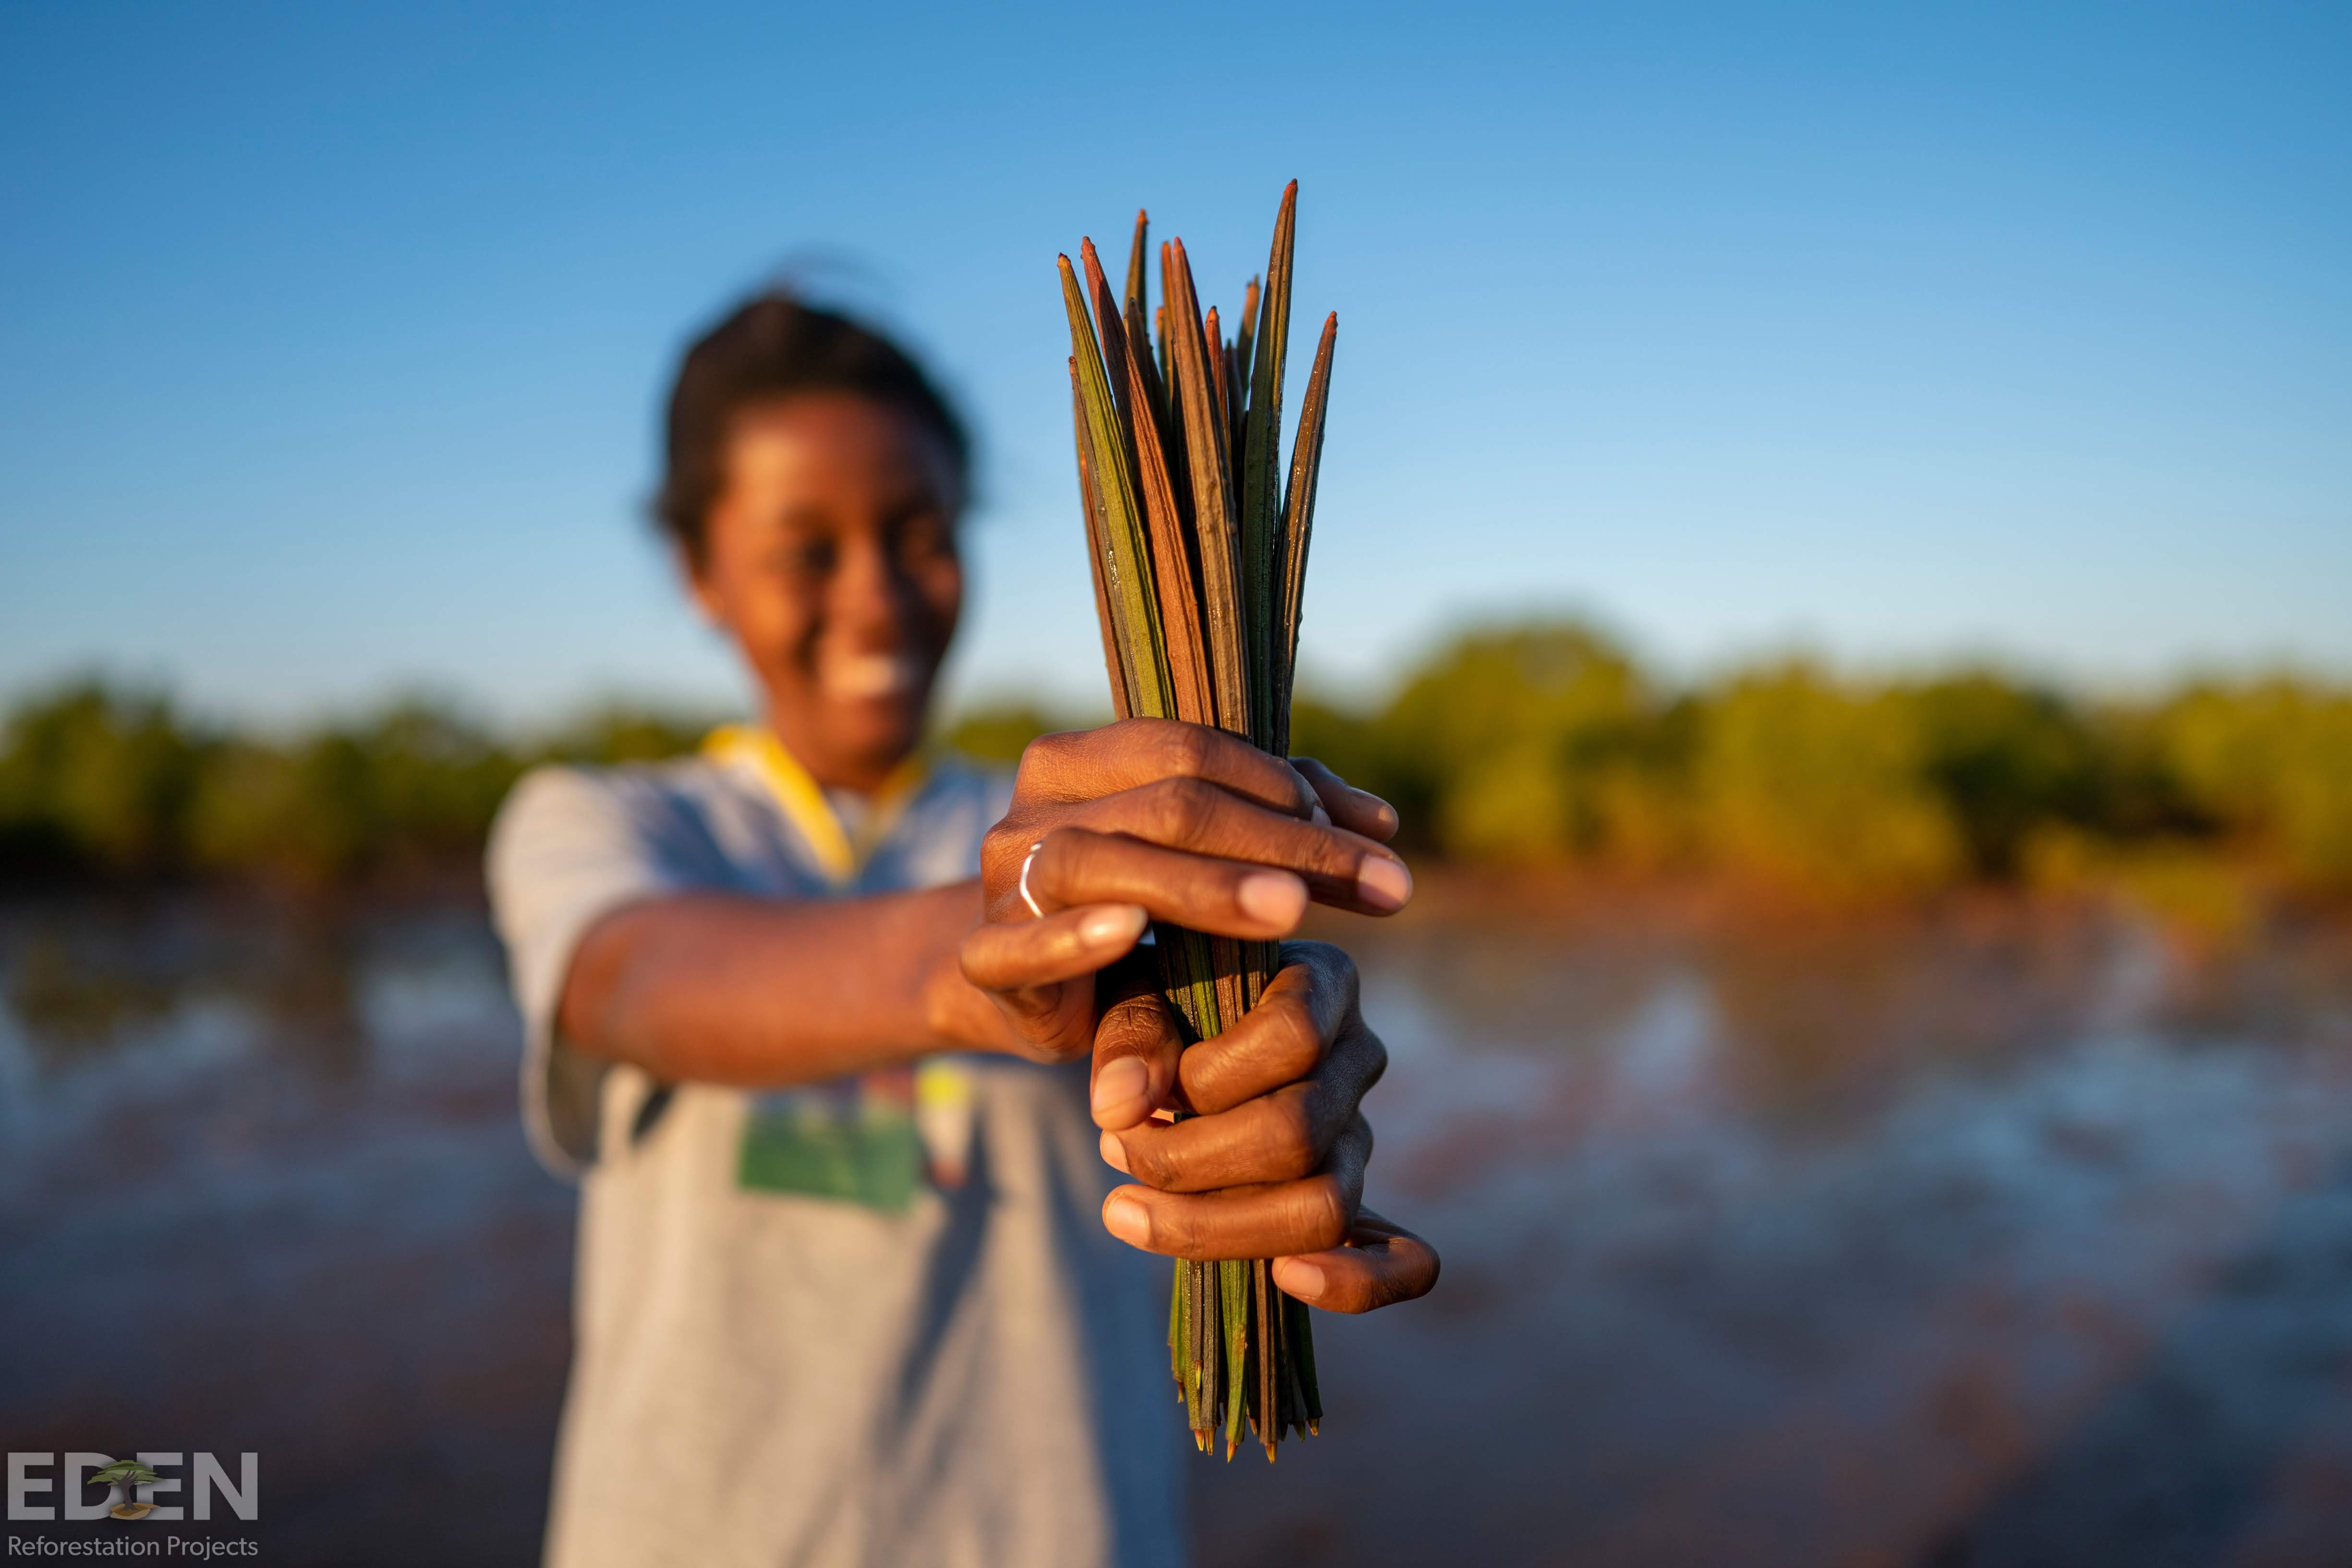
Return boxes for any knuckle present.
[1105,715,1164,764]
[1268,1096,1320,1179]
[1127,1135,1181,1191]
[1013,732,1067,791]
[1153,1198,1200,1258]
[1285,764,1321,819]
[1148,776,1219,842]
[1175,1051,1231,1116]
[1269,997,1325,1074]
[1161,722,1217,779]
[1034,825,1088,874]
[1294,1175,1352,1252]
[980,820,1029,874]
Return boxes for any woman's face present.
[688,392,964,790]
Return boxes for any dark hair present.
[654,293,970,561]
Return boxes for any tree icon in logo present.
[87,1460,162,1520]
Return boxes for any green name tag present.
[738,1090,923,1213]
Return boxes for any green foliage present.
[0,683,199,874]
[1375,623,1659,864]
[0,682,700,887]
[1295,622,2352,899]
[186,705,523,882]
[938,704,1067,766]
[1904,673,2105,877]
[550,704,713,766]
[2156,680,2352,890]
[1284,696,1382,792]
[1695,664,1962,897]
[6,631,2350,897]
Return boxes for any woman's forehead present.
[724,393,961,509]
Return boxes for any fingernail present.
[1356,855,1413,912]
[1103,1192,1150,1247]
[1079,904,1147,948]
[1091,1055,1149,1119]
[1237,870,1307,928]
[1097,1130,1131,1173]
[1275,1260,1326,1301]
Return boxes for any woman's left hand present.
[954,722,1407,1066]
[1087,940,1440,1313]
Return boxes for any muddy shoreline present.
[5,887,2350,1564]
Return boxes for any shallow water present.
[0,891,571,1561]
[5,887,2351,1564]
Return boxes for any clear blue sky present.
[3,1,2346,728]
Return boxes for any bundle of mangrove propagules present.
[1058,182,1336,1462]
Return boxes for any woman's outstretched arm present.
[558,880,1012,1088]
[556,717,1407,1091]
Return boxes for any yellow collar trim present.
[702,725,927,886]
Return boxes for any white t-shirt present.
[485,741,1186,1568]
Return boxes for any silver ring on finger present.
[1018,840,1047,919]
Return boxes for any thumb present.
[1090,960,1185,1131]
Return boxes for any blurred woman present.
[486,295,1435,1568]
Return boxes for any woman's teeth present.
[824,653,917,699]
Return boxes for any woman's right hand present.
[955,719,1407,1063]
